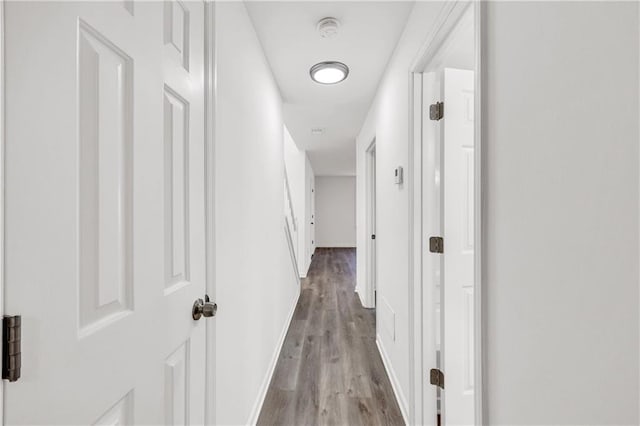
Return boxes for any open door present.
[310,175,316,257]
[422,67,475,426]
[442,67,475,426]
[3,1,210,423]
[366,141,377,308]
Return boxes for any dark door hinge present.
[371,234,376,240]
[430,368,444,389]
[429,236,444,253]
[3,315,21,382]
[429,101,444,120]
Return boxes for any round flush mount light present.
[310,61,349,85]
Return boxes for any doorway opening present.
[411,2,482,425]
[365,139,377,309]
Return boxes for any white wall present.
[315,176,356,248]
[284,126,314,276]
[356,1,640,424]
[214,3,299,425]
[484,2,638,424]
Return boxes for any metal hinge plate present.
[430,368,444,389]
[429,102,444,120]
[3,315,21,382]
[429,236,444,253]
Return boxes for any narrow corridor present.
[257,248,404,426]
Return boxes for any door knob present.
[192,295,217,320]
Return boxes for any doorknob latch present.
[192,295,217,320]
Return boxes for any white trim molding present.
[204,1,217,425]
[363,138,377,309]
[0,0,5,419]
[475,2,486,423]
[408,1,484,425]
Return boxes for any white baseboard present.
[246,290,300,425]
[355,286,367,307]
[376,336,409,424]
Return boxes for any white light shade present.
[310,62,349,85]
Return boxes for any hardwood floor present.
[257,248,405,426]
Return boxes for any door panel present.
[3,1,206,424]
[443,67,475,426]
[163,1,206,424]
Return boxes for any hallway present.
[257,248,404,425]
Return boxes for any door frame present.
[310,174,315,255]
[364,138,377,309]
[408,1,484,424]
[204,1,217,425]
[0,0,5,419]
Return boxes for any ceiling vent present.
[317,17,340,39]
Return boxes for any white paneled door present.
[3,1,208,424]
[442,67,475,426]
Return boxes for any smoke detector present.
[317,17,340,39]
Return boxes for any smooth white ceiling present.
[245,1,414,175]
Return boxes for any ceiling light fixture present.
[310,61,349,85]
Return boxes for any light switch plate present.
[394,166,403,184]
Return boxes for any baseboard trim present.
[246,289,300,425]
[355,286,367,308]
[376,336,409,424]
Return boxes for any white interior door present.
[3,1,207,424]
[442,67,475,426]
[310,176,316,254]
[367,144,377,307]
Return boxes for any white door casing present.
[414,4,482,424]
[310,175,316,255]
[442,67,475,426]
[371,147,377,303]
[366,142,377,308]
[3,1,207,424]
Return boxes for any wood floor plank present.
[293,289,314,320]
[361,337,405,426]
[345,397,379,426]
[293,334,321,425]
[257,248,405,426]
[281,319,306,360]
[257,388,295,426]
[271,356,301,391]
